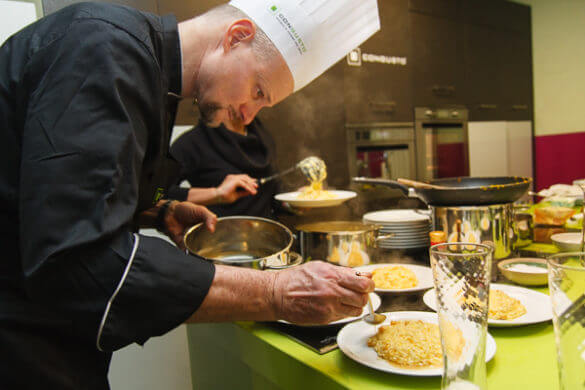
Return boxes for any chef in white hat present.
[0,1,380,388]
[180,0,380,134]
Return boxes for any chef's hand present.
[272,261,374,325]
[215,174,258,204]
[164,201,217,248]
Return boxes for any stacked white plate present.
[363,209,431,249]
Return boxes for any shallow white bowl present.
[551,232,583,252]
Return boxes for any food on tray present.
[371,266,418,289]
[533,206,575,226]
[538,184,582,198]
[327,240,369,267]
[488,289,527,320]
[367,320,464,369]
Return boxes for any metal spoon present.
[364,295,386,325]
[259,165,297,185]
[356,271,386,325]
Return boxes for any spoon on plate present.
[356,271,386,325]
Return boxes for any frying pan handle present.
[352,177,410,196]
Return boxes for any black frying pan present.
[352,176,532,206]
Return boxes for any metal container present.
[296,221,392,267]
[432,203,515,281]
[184,216,303,270]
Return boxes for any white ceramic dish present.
[337,311,496,377]
[353,264,434,293]
[363,209,431,224]
[423,283,552,327]
[497,258,548,286]
[550,232,583,252]
[278,292,381,327]
[275,190,356,208]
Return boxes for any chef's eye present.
[256,87,264,99]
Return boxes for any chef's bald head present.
[204,4,281,64]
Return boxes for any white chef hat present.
[229,0,380,92]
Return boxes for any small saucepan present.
[184,216,303,270]
[296,221,393,267]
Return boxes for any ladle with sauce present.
[259,156,326,185]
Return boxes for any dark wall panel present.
[43,0,158,15]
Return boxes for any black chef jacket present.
[168,119,280,218]
[0,3,214,389]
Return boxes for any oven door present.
[347,124,416,180]
[415,107,469,181]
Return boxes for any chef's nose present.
[241,101,264,124]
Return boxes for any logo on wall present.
[347,48,407,67]
[347,48,362,66]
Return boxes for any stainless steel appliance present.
[432,203,515,280]
[415,107,469,181]
[347,123,416,180]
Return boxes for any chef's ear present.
[223,19,256,51]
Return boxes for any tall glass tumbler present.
[548,252,585,390]
[430,243,493,390]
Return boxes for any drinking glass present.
[547,252,585,390]
[430,243,493,390]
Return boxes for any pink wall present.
[535,132,585,191]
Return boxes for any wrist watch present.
[156,200,174,233]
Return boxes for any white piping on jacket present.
[96,233,140,352]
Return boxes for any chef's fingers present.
[338,289,370,309]
[337,269,375,293]
[240,174,258,187]
[234,178,257,195]
[339,303,365,318]
[188,204,217,232]
[228,174,258,188]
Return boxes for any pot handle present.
[376,233,394,242]
[372,232,394,249]
[262,252,304,270]
[352,177,410,196]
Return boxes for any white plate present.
[365,219,431,227]
[278,293,381,327]
[422,284,553,327]
[354,264,434,293]
[337,311,496,377]
[381,236,430,242]
[379,243,429,248]
[363,209,431,224]
[275,190,356,208]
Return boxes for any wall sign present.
[347,48,407,67]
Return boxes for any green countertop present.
[187,285,559,390]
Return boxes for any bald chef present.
[0,1,380,388]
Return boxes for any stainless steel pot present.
[432,203,515,260]
[296,221,392,267]
[184,216,303,270]
[432,203,516,281]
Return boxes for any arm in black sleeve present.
[19,19,214,351]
